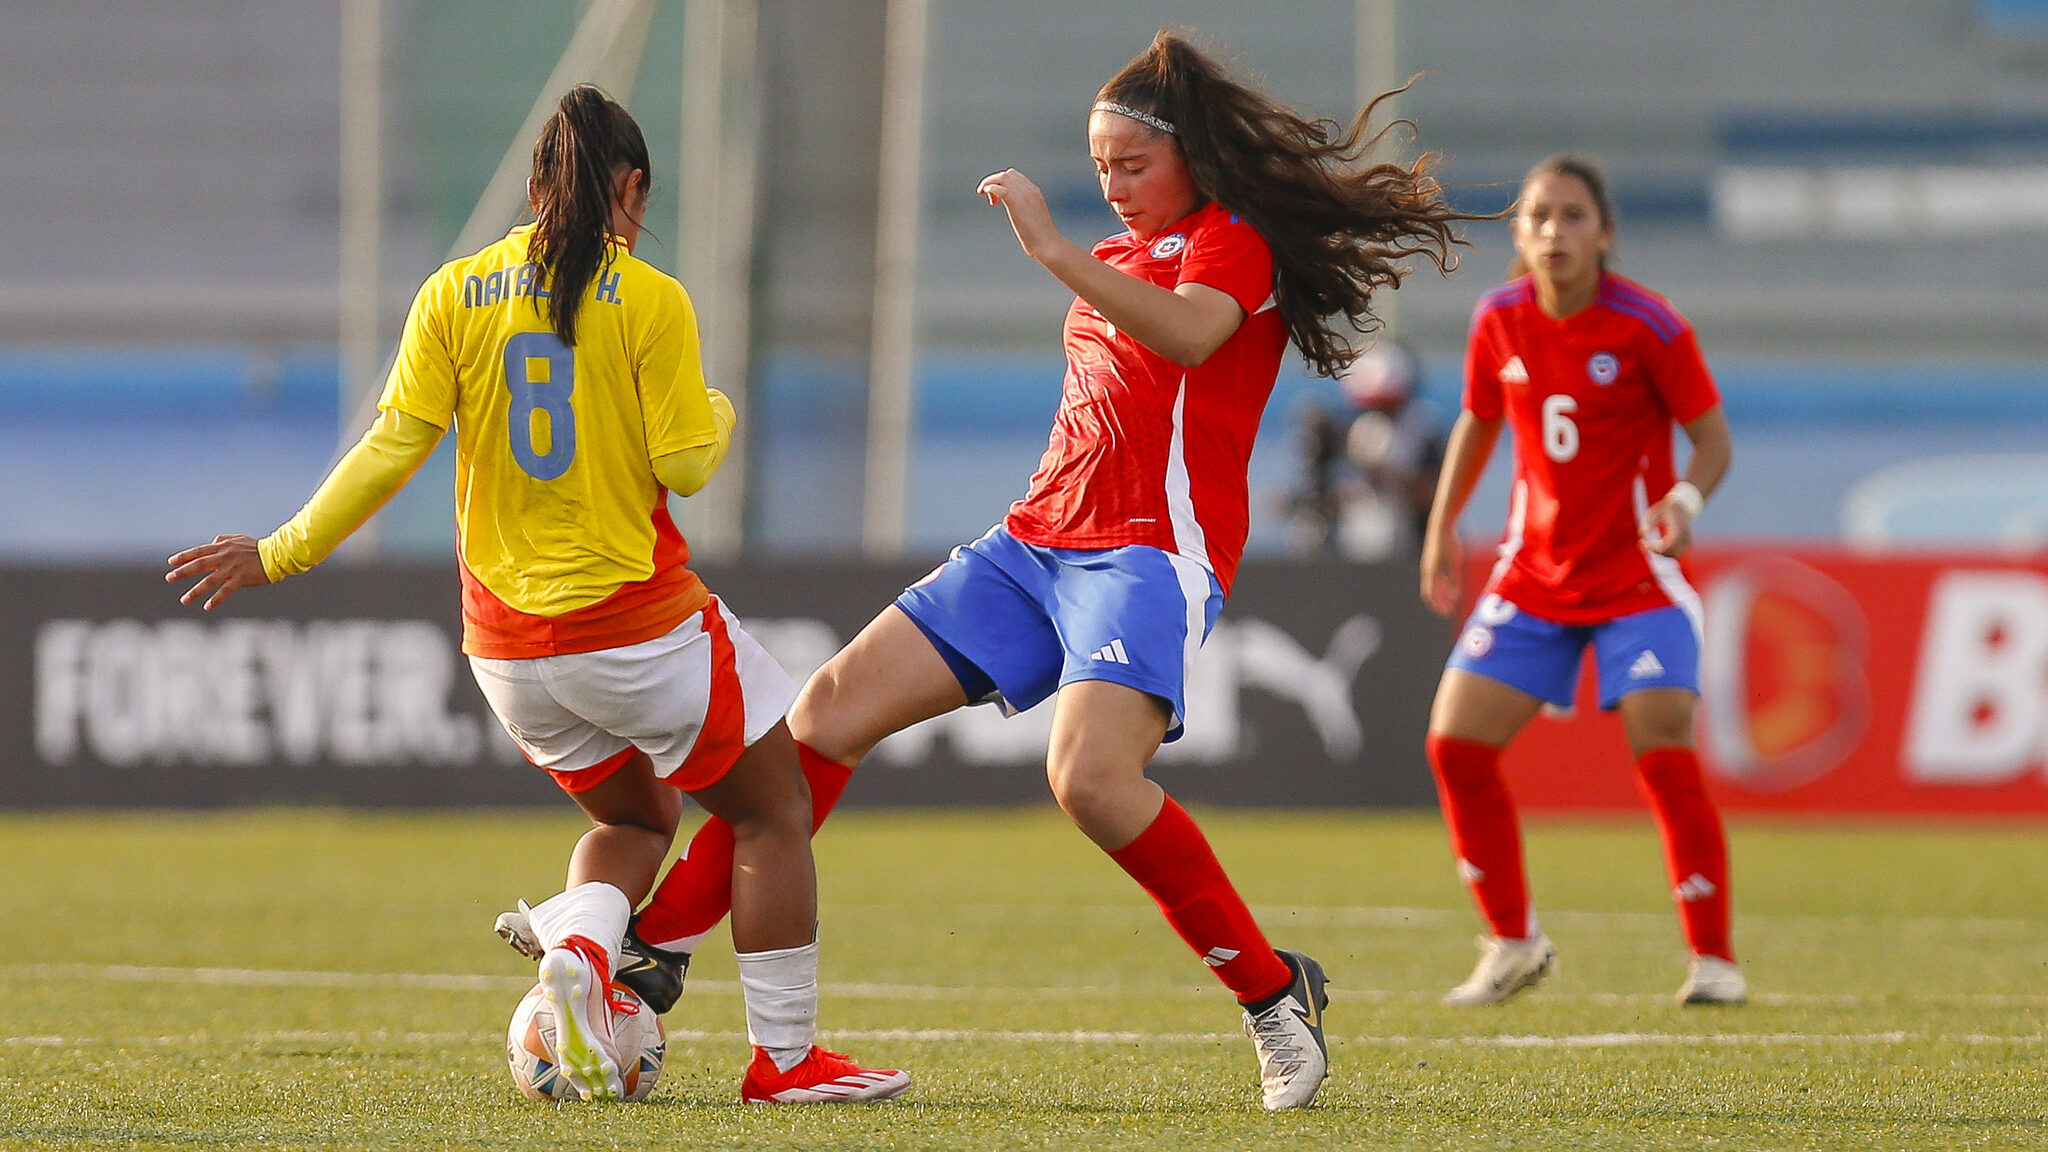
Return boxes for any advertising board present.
[1498,549,2048,815]
[1,560,1447,808]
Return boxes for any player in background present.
[504,31,1479,1111]
[1418,154,1742,1006]
[1285,341,1447,559]
[166,85,907,1104]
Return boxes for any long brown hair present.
[527,84,651,344]
[1097,31,1480,377]
[1505,153,1615,280]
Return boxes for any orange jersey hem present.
[457,505,710,659]
[460,567,708,658]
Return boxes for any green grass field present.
[2,807,2045,1150]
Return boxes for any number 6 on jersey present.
[505,330,577,480]
[1540,393,1579,463]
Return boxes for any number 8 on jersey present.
[506,330,577,481]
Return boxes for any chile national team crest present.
[1587,351,1620,385]
[1149,233,1187,259]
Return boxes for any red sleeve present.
[1654,323,1720,425]
[1462,311,1504,420]
[1177,214,1274,316]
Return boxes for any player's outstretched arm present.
[166,408,444,611]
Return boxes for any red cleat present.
[739,1045,910,1104]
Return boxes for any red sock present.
[1636,746,1732,961]
[1106,796,1292,1004]
[1426,733,1533,939]
[635,741,854,950]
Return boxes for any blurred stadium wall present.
[9,1,2048,812]
[7,0,2048,560]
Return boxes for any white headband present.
[1092,101,1177,136]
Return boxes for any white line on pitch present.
[851,903,2048,936]
[12,963,2048,1010]
[11,1029,2045,1050]
[1,963,532,992]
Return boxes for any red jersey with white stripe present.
[1004,201,1286,595]
[1463,273,1720,623]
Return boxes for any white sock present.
[525,882,632,975]
[737,938,819,1072]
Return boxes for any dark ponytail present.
[1097,31,1483,377]
[527,84,651,344]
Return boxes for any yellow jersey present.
[381,225,720,658]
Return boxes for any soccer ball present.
[506,980,666,1102]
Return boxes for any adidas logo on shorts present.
[1089,639,1131,665]
[1628,650,1665,679]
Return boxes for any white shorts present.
[468,597,798,793]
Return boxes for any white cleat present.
[537,939,625,1101]
[1442,933,1557,1006]
[1677,955,1748,1005]
[1242,949,1330,1111]
[495,903,545,961]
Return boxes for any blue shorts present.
[1446,594,1701,711]
[893,527,1224,742]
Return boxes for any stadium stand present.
[6,0,2048,557]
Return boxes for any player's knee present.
[727,790,809,845]
[1627,717,1695,757]
[619,790,683,840]
[788,666,871,765]
[1045,756,1126,835]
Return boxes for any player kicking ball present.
[506,31,1481,1110]
[168,85,906,1104]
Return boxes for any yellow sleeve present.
[636,277,723,457]
[257,409,445,581]
[651,389,736,496]
[380,271,459,429]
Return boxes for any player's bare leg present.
[685,721,816,956]
[563,750,683,903]
[515,751,684,1101]
[1047,680,1327,1110]
[499,608,970,1005]
[789,606,973,766]
[495,749,689,1010]
[686,719,909,1102]
[634,607,966,946]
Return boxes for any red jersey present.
[1463,273,1721,623]
[1005,201,1287,594]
